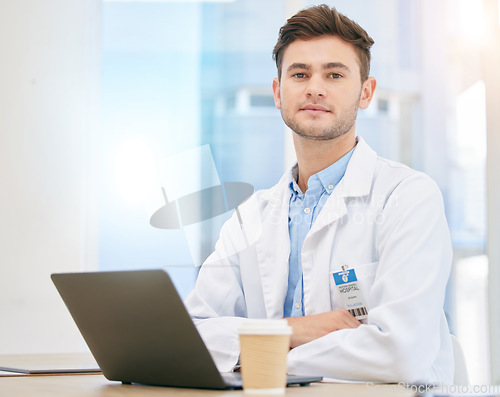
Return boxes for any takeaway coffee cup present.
[238,319,292,394]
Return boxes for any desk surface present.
[0,374,417,397]
[0,355,417,397]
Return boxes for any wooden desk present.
[0,355,417,397]
[0,374,417,397]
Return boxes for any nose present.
[305,75,326,98]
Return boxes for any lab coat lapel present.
[302,137,377,314]
[255,177,291,318]
[308,137,377,236]
[308,191,348,235]
[301,193,347,315]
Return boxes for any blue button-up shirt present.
[284,148,355,317]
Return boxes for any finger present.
[339,309,361,328]
[344,317,360,328]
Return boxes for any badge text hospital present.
[332,266,368,320]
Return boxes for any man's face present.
[272,35,375,141]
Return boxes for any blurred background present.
[1,0,499,386]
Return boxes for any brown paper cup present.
[239,319,292,394]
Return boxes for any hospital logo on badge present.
[332,266,368,321]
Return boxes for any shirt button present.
[304,207,311,214]
[328,184,334,190]
[295,302,302,309]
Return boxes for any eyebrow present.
[286,62,351,73]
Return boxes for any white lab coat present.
[184,137,454,385]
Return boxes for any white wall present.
[0,0,101,353]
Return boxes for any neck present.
[293,131,356,193]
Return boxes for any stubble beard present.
[281,95,361,141]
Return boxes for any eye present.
[328,73,343,79]
[292,72,307,79]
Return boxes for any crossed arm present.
[286,310,360,348]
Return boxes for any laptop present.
[51,269,322,389]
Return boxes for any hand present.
[286,309,361,348]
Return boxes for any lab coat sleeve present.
[184,211,247,372]
[287,173,453,384]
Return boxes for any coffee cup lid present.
[239,319,292,335]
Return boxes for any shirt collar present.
[288,147,355,197]
[289,164,301,196]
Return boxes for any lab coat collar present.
[337,136,377,198]
[307,136,377,235]
[260,136,377,204]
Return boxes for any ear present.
[272,77,281,110]
[359,77,377,110]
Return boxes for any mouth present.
[300,104,331,113]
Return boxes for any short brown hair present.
[272,4,374,82]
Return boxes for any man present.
[185,5,453,384]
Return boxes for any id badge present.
[332,266,368,320]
